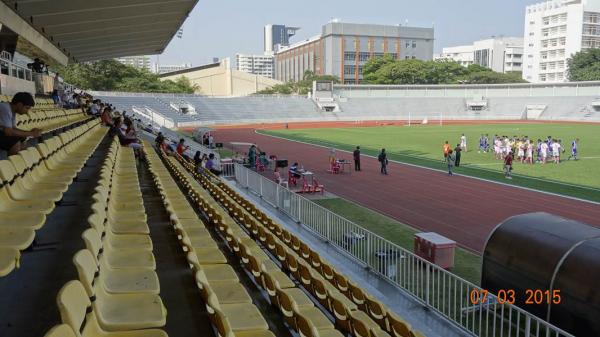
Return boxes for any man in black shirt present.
[353,146,361,171]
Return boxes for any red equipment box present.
[414,232,456,270]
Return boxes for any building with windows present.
[236,54,275,78]
[473,37,524,73]
[434,45,474,67]
[115,55,152,71]
[523,0,600,83]
[154,63,193,74]
[264,24,300,54]
[436,37,523,73]
[274,21,434,84]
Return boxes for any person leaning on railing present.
[0,92,41,155]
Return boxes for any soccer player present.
[517,139,525,163]
[460,133,467,152]
[504,151,514,179]
[484,134,490,153]
[540,141,549,164]
[525,140,533,164]
[551,139,561,164]
[568,138,579,161]
[443,141,451,160]
[478,134,485,153]
[494,138,502,160]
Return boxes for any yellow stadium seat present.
[91,204,149,235]
[44,324,77,337]
[194,264,239,283]
[211,307,275,337]
[196,278,252,305]
[9,155,69,193]
[297,314,345,337]
[82,228,155,270]
[93,284,167,331]
[0,160,63,202]
[0,247,20,277]
[187,248,227,265]
[73,249,159,295]
[205,294,269,332]
[56,280,167,336]
[388,313,412,337]
[276,288,333,331]
[0,227,36,250]
[0,212,46,230]
[350,310,392,337]
[365,297,389,331]
[87,213,153,251]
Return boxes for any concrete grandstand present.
[94,82,600,128]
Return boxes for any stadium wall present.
[0,74,36,95]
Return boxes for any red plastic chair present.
[288,172,297,186]
[312,178,325,194]
[255,155,265,172]
[301,178,312,193]
[328,162,341,174]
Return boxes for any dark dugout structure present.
[482,212,600,337]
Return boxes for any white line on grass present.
[256,130,600,206]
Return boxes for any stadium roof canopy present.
[1,0,198,63]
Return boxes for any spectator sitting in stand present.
[51,89,60,106]
[289,162,302,178]
[122,117,143,153]
[176,138,189,159]
[0,92,41,155]
[205,153,221,176]
[193,151,202,168]
[159,138,174,156]
[100,107,114,126]
[89,100,101,116]
[155,132,165,148]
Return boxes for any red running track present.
[215,128,600,253]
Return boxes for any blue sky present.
[155,0,541,66]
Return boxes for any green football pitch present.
[260,123,600,202]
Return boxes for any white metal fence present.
[334,82,600,98]
[233,163,575,337]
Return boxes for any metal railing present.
[0,57,33,81]
[233,163,575,337]
[221,162,236,178]
[334,82,600,98]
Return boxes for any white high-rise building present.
[154,63,193,74]
[115,55,151,71]
[523,0,600,83]
[437,37,523,73]
[235,54,275,78]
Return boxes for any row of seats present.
[144,140,278,337]
[175,155,426,337]
[16,107,90,134]
[45,139,167,337]
[158,150,355,337]
[1,95,90,133]
[0,120,106,277]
